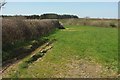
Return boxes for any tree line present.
[2,13,79,19]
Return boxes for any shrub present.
[2,18,31,45]
[109,23,117,28]
[2,17,64,62]
[2,18,63,45]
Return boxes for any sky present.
[6,0,120,2]
[2,2,118,19]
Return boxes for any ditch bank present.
[2,39,56,73]
[2,18,65,70]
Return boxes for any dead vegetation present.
[2,17,64,65]
[59,18,118,28]
[55,58,117,78]
[2,18,64,45]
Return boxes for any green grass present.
[3,26,118,78]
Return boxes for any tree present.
[40,13,79,19]
[0,0,7,9]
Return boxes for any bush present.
[2,18,64,45]
[2,17,63,62]
[2,18,31,45]
[109,23,117,28]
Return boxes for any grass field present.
[3,25,118,78]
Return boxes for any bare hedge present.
[2,18,63,45]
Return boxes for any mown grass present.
[3,25,118,78]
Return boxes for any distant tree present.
[11,13,79,19]
[41,13,59,19]
[25,15,40,19]
[40,13,79,19]
[61,14,78,19]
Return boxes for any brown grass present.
[59,18,118,28]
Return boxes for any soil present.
[55,58,117,78]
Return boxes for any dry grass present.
[59,18,118,28]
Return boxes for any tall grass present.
[59,18,118,28]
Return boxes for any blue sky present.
[2,2,118,19]
[6,0,120,2]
